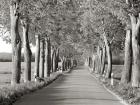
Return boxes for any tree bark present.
[62,57,65,71]
[91,54,96,72]
[71,58,74,68]
[52,49,56,72]
[21,18,32,82]
[96,46,100,73]
[34,35,40,77]
[39,39,45,78]
[94,55,98,73]
[55,48,59,70]
[10,0,22,85]
[44,37,51,77]
[129,14,140,87]
[44,38,48,77]
[51,47,53,73]
[103,33,112,78]
[121,29,132,84]
[101,46,106,75]
[48,38,51,75]
[99,48,103,74]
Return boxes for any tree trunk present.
[51,47,53,73]
[94,55,98,73]
[130,14,140,87]
[44,37,51,77]
[10,1,22,85]
[34,35,40,77]
[71,58,74,68]
[96,46,100,73]
[69,59,72,69]
[52,49,56,72]
[103,33,112,78]
[62,57,65,71]
[44,38,48,78]
[99,48,103,74]
[48,38,51,75]
[55,48,59,70]
[121,29,132,84]
[39,40,45,78]
[101,46,106,75]
[21,18,32,82]
[92,54,96,72]
[88,57,92,68]
[67,59,70,69]
[64,58,67,70]
[105,45,112,78]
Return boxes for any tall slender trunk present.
[55,48,59,70]
[105,45,112,78]
[99,48,103,74]
[101,46,106,75]
[103,33,112,78]
[96,46,100,73]
[39,40,45,78]
[44,37,51,77]
[10,1,22,85]
[88,57,92,67]
[52,49,56,72]
[62,56,65,71]
[21,18,32,82]
[69,59,72,69]
[67,59,70,69]
[44,38,48,78]
[71,58,74,67]
[94,55,98,73]
[51,47,53,73]
[92,54,96,72]
[65,59,68,70]
[121,29,132,84]
[48,38,51,76]
[129,14,140,87]
[34,35,40,77]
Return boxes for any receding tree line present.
[3,0,140,88]
[85,0,140,88]
[7,0,78,85]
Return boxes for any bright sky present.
[0,38,36,53]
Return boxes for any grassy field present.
[0,62,123,86]
[0,62,35,86]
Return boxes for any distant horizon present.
[0,38,36,53]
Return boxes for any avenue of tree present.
[0,0,140,88]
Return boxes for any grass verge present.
[87,65,140,105]
[0,72,62,105]
[92,73,140,105]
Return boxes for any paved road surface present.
[14,66,124,105]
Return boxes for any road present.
[14,66,124,105]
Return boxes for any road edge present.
[89,73,130,105]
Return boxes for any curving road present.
[14,66,124,105]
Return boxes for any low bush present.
[0,72,62,105]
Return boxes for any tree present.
[34,34,40,77]
[129,13,140,87]
[52,49,56,72]
[101,45,106,74]
[55,48,59,70]
[39,39,45,78]
[44,37,51,77]
[10,0,22,85]
[21,17,32,82]
[121,29,132,84]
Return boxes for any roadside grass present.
[0,72,62,105]
[0,62,35,86]
[93,65,140,105]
